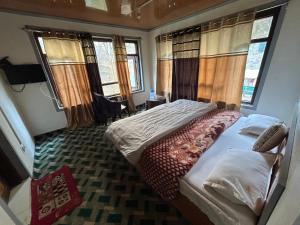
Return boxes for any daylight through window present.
[242,8,279,104]
[93,38,143,96]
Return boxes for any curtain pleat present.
[113,35,136,112]
[171,29,201,101]
[155,10,255,107]
[80,33,105,123]
[43,36,94,129]
[81,34,104,95]
[156,35,173,101]
[197,11,255,107]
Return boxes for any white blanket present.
[105,99,216,165]
[180,117,258,225]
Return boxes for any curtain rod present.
[156,0,288,39]
[23,25,142,40]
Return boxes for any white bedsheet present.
[180,117,258,225]
[105,99,216,165]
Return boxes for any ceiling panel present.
[0,0,229,30]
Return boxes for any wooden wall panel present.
[0,0,228,30]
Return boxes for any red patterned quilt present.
[140,109,241,200]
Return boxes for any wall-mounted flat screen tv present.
[4,64,46,85]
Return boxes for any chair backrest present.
[93,92,110,115]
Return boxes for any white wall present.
[0,206,16,225]
[0,12,151,136]
[149,0,300,124]
[0,71,34,176]
[245,0,300,125]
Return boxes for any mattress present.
[180,117,258,225]
[105,99,216,165]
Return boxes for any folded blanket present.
[140,109,241,200]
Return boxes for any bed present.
[105,99,295,225]
[105,99,216,165]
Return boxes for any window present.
[35,34,143,107]
[125,40,143,92]
[35,35,64,109]
[94,39,120,96]
[242,8,280,104]
[93,38,143,96]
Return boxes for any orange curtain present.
[43,36,94,129]
[156,35,173,101]
[113,35,136,112]
[198,11,255,107]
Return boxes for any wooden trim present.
[24,25,142,40]
[171,194,214,225]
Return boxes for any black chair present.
[93,92,130,125]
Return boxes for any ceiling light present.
[85,0,108,11]
[121,0,132,16]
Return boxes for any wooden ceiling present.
[0,0,229,30]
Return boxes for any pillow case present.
[253,123,288,152]
[240,114,281,136]
[204,149,275,215]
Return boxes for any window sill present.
[132,89,145,95]
[241,102,257,110]
[105,89,145,98]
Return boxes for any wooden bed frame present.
[169,105,298,225]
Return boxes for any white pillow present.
[253,123,288,152]
[204,149,276,215]
[240,114,281,136]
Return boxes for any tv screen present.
[4,64,46,85]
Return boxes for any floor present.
[34,114,190,225]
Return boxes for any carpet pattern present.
[34,115,190,225]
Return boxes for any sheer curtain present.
[42,35,94,128]
[113,35,136,112]
[197,11,255,107]
[171,28,201,101]
[156,34,173,101]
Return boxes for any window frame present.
[93,37,144,97]
[28,26,144,109]
[124,39,144,93]
[242,7,281,106]
[93,37,120,97]
[32,32,64,110]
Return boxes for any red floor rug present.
[31,166,82,225]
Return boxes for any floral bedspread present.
[139,109,241,200]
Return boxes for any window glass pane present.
[102,84,120,96]
[128,57,138,90]
[125,42,137,54]
[251,17,273,39]
[38,37,46,54]
[242,42,267,103]
[94,40,119,84]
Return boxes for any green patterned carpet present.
[34,116,190,225]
